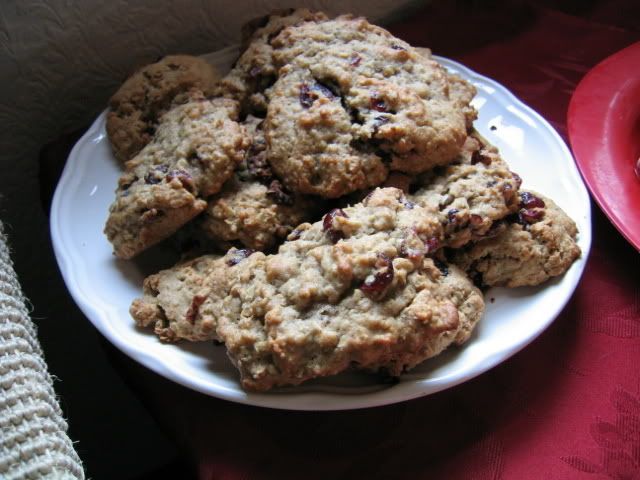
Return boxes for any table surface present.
[41,2,640,479]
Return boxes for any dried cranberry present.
[266,179,293,205]
[185,294,206,324]
[401,198,415,209]
[299,84,314,108]
[511,171,523,189]
[349,54,362,67]
[144,172,161,185]
[520,208,545,224]
[322,208,348,243]
[502,183,516,202]
[167,170,195,191]
[519,192,545,209]
[249,65,261,78]
[167,169,192,181]
[424,236,440,253]
[360,255,394,299]
[469,214,483,228]
[226,248,255,266]
[312,82,335,99]
[399,242,423,261]
[433,259,449,276]
[370,92,388,113]
[245,142,271,182]
[471,150,491,166]
[299,82,335,108]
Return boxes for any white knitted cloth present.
[0,223,84,479]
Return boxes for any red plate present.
[568,41,640,251]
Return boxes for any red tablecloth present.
[68,3,640,479]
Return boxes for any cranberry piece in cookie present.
[226,248,256,266]
[323,208,348,243]
[360,254,394,299]
[520,209,545,224]
[519,191,546,209]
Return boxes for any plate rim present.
[568,40,640,252]
[50,54,591,410]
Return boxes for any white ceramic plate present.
[50,48,591,410]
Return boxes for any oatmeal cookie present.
[266,16,472,174]
[107,55,221,163]
[411,132,521,249]
[201,178,317,251]
[130,254,227,342]
[265,66,389,197]
[451,191,581,287]
[261,17,476,197]
[105,97,248,259]
[215,188,483,391]
[200,115,319,250]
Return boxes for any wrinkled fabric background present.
[0,1,419,477]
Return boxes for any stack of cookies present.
[103,10,581,391]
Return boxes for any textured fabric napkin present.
[0,223,84,479]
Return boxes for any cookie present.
[200,115,320,250]
[260,16,475,197]
[201,177,318,251]
[107,55,222,163]
[264,66,389,197]
[411,132,521,249]
[268,16,471,169]
[214,188,482,391]
[104,96,248,259]
[451,191,581,287]
[130,254,227,342]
